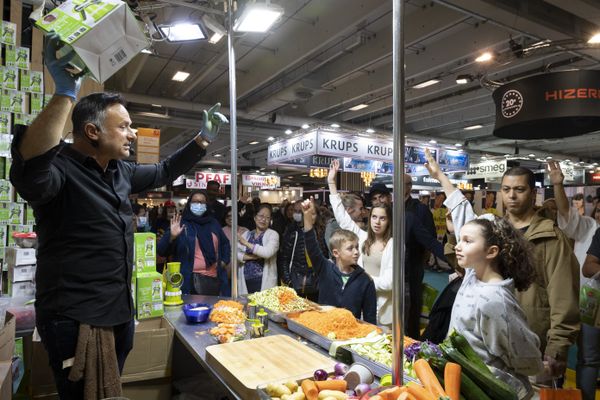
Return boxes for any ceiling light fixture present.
[233,0,284,33]
[412,79,440,89]
[429,139,437,144]
[172,71,190,82]
[151,104,162,107]
[213,153,222,157]
[464,124,483,130]
[528,153,536,157]
[158,23,207,42]
[301,123,310,129]
[331,123,340,128]
[202,14,227,44]
[284,129,292,134]
[588,33,600,44]
[366,128,375,133]
[455,143,463,147]
[141,48,153,54]
[455,74,472,84]
[249,141,259,145]
[267,136,275,141]
[475,52,493,62]
[348,104,368,111]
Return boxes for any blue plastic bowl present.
[183,303,212,324]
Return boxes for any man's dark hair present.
[502,166,535,190]
[206,180,220,189]
[72,92,127,138]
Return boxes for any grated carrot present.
[290,308,380,340]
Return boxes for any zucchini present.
[440,342,518,400]
[449,331,493,376]
[429,357,492,400]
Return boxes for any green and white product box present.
[0,158,5,179]
[2,68,18,90]
[4,158,10,180]
[0,225,6,246]
[6,46,30,70]
[35,0,149,84]
[136,272,164,320]
[44,94,53,107]
[30,93,43,115]
[134,232,156,274]
[7,225,33,247]
[14,114,35,126]
[1,21,16,46]
[0,113,11,135]
[0,180,12,202]
[8,203,24,225]
[21,71,43,94]
[0,135,11,158]
[25,206,34,225]
[0,204,8,224]
[2,90,24,113]
[16,192,26,204]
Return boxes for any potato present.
[281,392,305,400]
[317,390,348,400]
[284,380,299,392]
[266,383,291,397]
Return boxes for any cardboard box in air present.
[122,317,174,382]
[6,247,36,267]
[35,0,149,84]
[136,272,163,320]
[0,360,11,400]
[134,232,156,274]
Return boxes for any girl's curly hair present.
[466,217,536,291]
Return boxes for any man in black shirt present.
[10,35,228,399]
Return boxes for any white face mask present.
[137,216,147,227]
[293,212,303,222]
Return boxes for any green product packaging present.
[8,203,24,225]
[580,275,600,328]
[0,113,11,135]
[5,46,16,68]
[2,68,18,91]
[44,94,53,107]
[21,71,43,94]
[1,21,16,46]
[4,158,11,180]
[16,192,26,204]
[25,205,35,225]
[0,225,7,246]
[0,204,8,224]
[35,0,149,83]
[0,180,12,202]
[7,225,31,247]
[9,91,25,114]
[14,114,35,127]
[136,272,164,320]
[0,158,5,179]
[134,232,156,274]
[421,283,439,316]
[0,135,11,158]
[4,46,29,70]
[30,93,44,114]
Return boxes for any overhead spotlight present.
[202,14,227,44]
[475,52,493,62]
[366,128,375,133]
[455,74,472,84]
[454,143,463,147]
[284,129,292,134]
[412,79,441,89]
[234,1,284,33]
[331,123,340,128]
[158,23,207,42]
[429,139,437,144]
[301,123,310,129]
[464,124,483,130]
[588,33,600,44]
[267,136,275,141]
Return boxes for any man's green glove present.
[200,103,229,142]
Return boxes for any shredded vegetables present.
[213,300,244,311]
[290,308,380,340]
[248,286,314,312]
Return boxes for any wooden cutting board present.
[206,335,336,399]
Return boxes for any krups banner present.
[493,70,600,139]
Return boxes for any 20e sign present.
[501,90,523,118]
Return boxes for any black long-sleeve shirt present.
[10,128,206,326]
[304,228,376,324]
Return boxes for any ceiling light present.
[172,71,190,82]
[158,23,207,42]
[331,123,340,128]
[141,48,153,54]
[528,153,536,157]
[545,156,552,159]
[588,33,600,44]
[267,136,275,141]
[455,74,471,84]
[301,174,308,177]
[428,139,437,144]
[455,143,463,147]
[234,1,284,33]
[366,128,375,133]
[301,123,310,129]
[464,124,483,130]
[565,159,570,162]
[249,141,259,145]
[202,14,226,44]
[481,156,487,160]
[213,153,222,157]
[475,52,493,62]
[151,104,162,107]
[412,79,441,89]
[287,176,293,179]
[285,129,292,134]
[504,154,511,157]
[348,104,368,111]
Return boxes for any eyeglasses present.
[255,214,271,221]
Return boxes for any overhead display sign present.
[186,171,231,189]
[493,70,600,139]
[317,132,393,162]
[465,159,507,179]
[242,174,281,189]
[267,131,317,164]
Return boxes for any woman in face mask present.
[278,200,327,302]
[134,205,151,232]
[237,204,280,294]
[157,191,231,296]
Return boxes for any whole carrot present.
[315,379,347,392]
[301,379,318,400]
[413,359,448,399]
[444,362,461,400]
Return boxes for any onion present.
[334,362,349,376]
[313,369,328,381]
[333,374,346,380]
[354,383,371,396]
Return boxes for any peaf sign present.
[186,172,231,189]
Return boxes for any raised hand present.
[328,159,340,183]
[423,148,442,180]
[200,103,229,143]
[547,160,564,185]
[170,213,184,240]
[301,198,317,229]
[44,32,82,100]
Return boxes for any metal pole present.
[228,0,239,299]
[391,0,406,387]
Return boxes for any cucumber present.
[449,331,493,376]
[440,343,518,400]
[429,357,492,400]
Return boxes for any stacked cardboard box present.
[5,247,35,298]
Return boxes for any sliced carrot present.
[378,386,403,400]
[397,393,418,400]
[406,382,436,400]
[413,359,447,398]
[315,379,347,392]
[444,362,461,400]
[301,379,318,400]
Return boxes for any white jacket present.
[330,193,394,325]
[557,207,598,287]
[237,228,279,295]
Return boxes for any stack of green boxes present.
[133,233,164,320]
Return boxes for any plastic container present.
[182,303,212,324]
[12,232,37,248]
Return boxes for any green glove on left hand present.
[200,103,229,142]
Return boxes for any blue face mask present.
[190,203,207,216]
